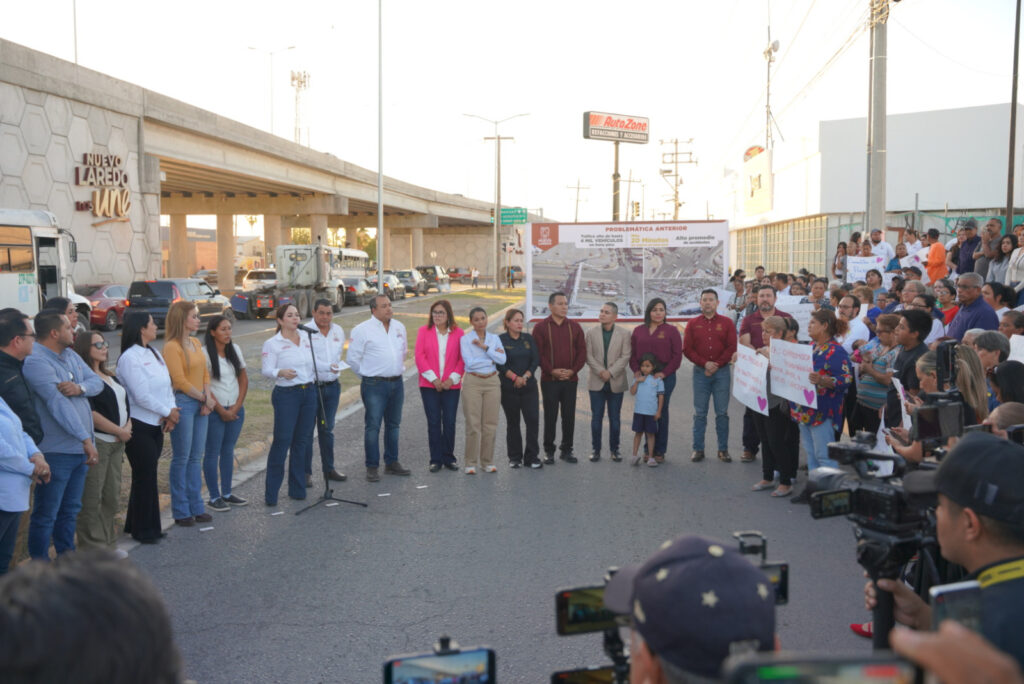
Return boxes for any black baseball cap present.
[904,432,1024,524]
[603,535,775,678]
[964,218,979,231]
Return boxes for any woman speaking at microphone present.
[261,303,317,506]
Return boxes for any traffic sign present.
[491,207,528,225]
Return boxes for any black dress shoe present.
[610,451,622,462]
[136,536,160,545]
[509,461,522,469]
[560,452,578,464]
[589,451,600,462]
[429,463,442,473]
[326,469,347,482]
[543,455,556,465]
[443,462,459,471]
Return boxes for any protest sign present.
[733,345,770,415]
[1011,334,1024,363]
[899,250,930,284]
[775,295,814,342]
[846,255,886,283]
[890,377,913,430]
[769,338,817,408]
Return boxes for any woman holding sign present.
[752,316,800,498]
[790,310,852,503]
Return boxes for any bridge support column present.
[310,214,328,246]
[264,215,284,266]
[216,214,235,294]
[411,227,423,268]
[168,214,189,277]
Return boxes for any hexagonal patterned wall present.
[0,84,159,287]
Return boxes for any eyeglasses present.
[92,341,109,350]
[19,332,36,339]
[876,328,894,334]
[431,310,446,316]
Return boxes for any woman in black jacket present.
[496,309,541,469]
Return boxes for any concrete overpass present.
[0,38,540,286]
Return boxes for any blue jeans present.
[204,405,245,500]
[692,366,731,451]
[653,372,677,455]
[420,387,460,465]
[169,394,209,519]
[305,380,341,474]
[798,419,839,470]
[361,377,404,467]
[27,452,87,559]
[0,510,22,573]
[267,384,317,504]
[589,388,624,453]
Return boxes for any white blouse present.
[261,332,315,386]
[116,345,175,427]
[205,343,247,406]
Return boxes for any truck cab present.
[0,209,91,330]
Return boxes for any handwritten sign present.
[846,255,886,283]
[1010,334,1024,363]
[775,295,814,342]
[769,338,817,409]
[899,249,931,284]
[733,345,770,415]
[890,377,913,430]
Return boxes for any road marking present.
[377,493,391,497]
[325,502,340,507]
[416,485,428,489]
[200,526,214,532]
[270,511,285,516]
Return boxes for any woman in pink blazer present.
[415,299,466,472]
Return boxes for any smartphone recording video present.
[555,585,620,635]
[384,647,495,684]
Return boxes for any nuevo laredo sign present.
[75,153,131,226]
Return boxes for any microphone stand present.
[296,324,367,515]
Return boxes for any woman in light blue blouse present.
[459,307,507,474]
[0,396,50,574]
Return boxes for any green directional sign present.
[491,207,528,225]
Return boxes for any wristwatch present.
[77,383,86,395]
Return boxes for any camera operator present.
[603,535,776,683]
[865,432,1024,669]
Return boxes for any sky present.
[1,0,1021,232]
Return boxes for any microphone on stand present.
[298,324,318,335]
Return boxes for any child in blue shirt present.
[630,353,665,467]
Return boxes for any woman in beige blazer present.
[584,303,632,462]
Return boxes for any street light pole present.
[465,112,529,289]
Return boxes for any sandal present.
[751,481,775,491]
[771,486,793,498]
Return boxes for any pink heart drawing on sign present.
[875,257,883,264]
[803,388,816,404]
[757,396,768,411]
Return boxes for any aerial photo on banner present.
[526,220,729,320]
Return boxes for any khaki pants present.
[77,438,125,550]
[461,373,501,467]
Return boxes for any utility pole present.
[567,178,590,222]
[291,70,310,146]
[865,0,888,236]
[1006,0,1022,232]
[659,138,697,220]
[612,141,621,220]
[621,170,643,221]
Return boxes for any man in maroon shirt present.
[737,286,792,463]
[683,290,738,463]
[533,292,587,464]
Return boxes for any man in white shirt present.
[304,299,348,485]
[838,294,871,437]
[870,228,896,264]
[347,295,411,482]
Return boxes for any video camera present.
[549,533,788,684]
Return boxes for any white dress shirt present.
[306,320,346,383]
[459,331,507,374]
[261,332,315,386]
[347,316,407,378]
[839,316,871,355]
[905,239,923,254]
[116,344,175,426]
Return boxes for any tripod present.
[296,324,367,515]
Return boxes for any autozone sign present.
[582,111,649,143]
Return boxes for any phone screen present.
[550,665,615,683]
[727,655,916,683]
[384,647,495,684]
[930,580,982,632]
[555,586,619,635]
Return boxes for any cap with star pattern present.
[603,535,775,679]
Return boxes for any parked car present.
[500,265,524,286]
[242,269,277,292]
[395,269,428,296]
[341,277,379,306]
[447,267,471,283]
[126,278,233,329]
[192,269,217,286]
[415,265,450,292]
[76,283,129,331]
[369,273,406,300]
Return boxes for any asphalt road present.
[126,337,873,684]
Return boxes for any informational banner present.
[769,338,817,409]
[733,345,770,415]
[1010,334,1024,363]
[526,221,729,320]
[846,255,887,283]
[774,295,814,342]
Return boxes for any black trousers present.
[501,385,540,464]
[843,381,859,436]
[752,405,799,485]
[124,419,164,542]
[743,407,760,455]
[541,380,577,454]
[853,401,882,436]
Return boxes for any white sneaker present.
[113,548,129,559]
[646,458,659,468]
[465,466,477,475]
[483,465,497,473]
